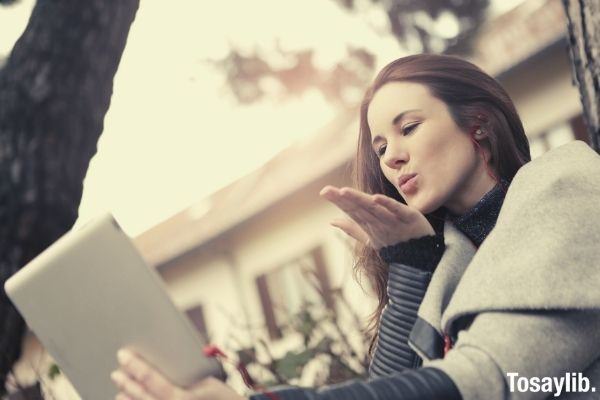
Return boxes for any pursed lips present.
[397,173,417,188]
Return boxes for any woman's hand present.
[320,186,435,249]
[111,349,246,400]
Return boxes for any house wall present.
[500,44,583,138]
[158,167,375,352]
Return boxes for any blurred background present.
[1,0,590,398]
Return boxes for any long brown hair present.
[353,54,531,357]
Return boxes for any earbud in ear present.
[471,125,484,138]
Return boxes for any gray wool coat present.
[408,140,600,399]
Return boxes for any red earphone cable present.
[425,132,507,226]
[470,133,507,195]
[203,344,281,400]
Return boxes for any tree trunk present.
[563,0,600,151]
[0,0,139,394]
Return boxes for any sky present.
[0,0,524,236]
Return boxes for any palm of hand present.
[320,186,435,249]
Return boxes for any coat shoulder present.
[441,140,600,331]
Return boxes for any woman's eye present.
[376,144,387,158]
[402,122,420,136]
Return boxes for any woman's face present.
[367,81,496,215]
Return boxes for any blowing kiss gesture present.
[319,186,435,248]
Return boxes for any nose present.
[382,144,409,169]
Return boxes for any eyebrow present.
[371,109,422,146]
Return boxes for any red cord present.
[470,133,507,195]
[443,333,453,357]
[203,344,227,358]
[203,344,281,400]
[426,132,507,227]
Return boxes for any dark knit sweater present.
[250,180,508,400]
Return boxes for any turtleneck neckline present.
[444,178,509,248]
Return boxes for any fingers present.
[114,349,179,400]
[339,188,398,222]
[322,187,398,249]
[374,194,435,236]
[330,218,370,245]
[321,186,397,224]
[321,186,425,248]
[111,369,155,400]
[372,194,412,220]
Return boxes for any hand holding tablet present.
[111,348,246,400]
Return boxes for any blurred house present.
[134,0,587,354]
[6,0,592,397]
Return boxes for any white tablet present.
[4,213,223,400]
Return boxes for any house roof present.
[134,106,359,267]
[469,0,566,76]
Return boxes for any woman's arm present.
[110,350,460,400]
[379,233,445,271]
[370,236,445,375]
[249,367,460,400]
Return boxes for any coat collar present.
[408,221,476,360]
[409,141,600,361]
[445,178,508,248]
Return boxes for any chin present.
[407,194,440,215]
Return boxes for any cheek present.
[410,179,444,214]
[428,133,474,174]
[425,144,477,203]
[409,137,476,213]
[381,167,393,187]
[379,161,396,186]
[445,142,478,178]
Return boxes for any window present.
[569,114,591,144]
[255,247,333,340]
[529,118,579,159]
[185,304,209,342]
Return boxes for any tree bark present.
[563,0,600,151]
[0,0,139,393]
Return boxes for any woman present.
[111,54,600,400]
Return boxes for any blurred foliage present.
[47,363,60,381]
[209,0,490,106]
[335,0,489,54]
[211,46,375,108]
[0,0,20,5]
[224,284,371,390]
